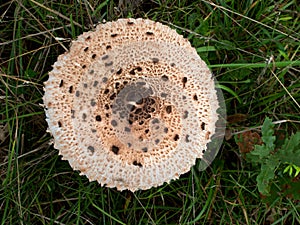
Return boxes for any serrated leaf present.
[246,155,260,164]
[281,132,300,151]
[246,117,300,198]
[256,158,278,195]
[277,132,300,167]
[247,117,276,163]
[246,151,260,162]
[251,145,271,159]
[261,117,276,150]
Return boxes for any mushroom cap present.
[43,18,223,192]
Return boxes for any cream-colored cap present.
[43,18,220,191]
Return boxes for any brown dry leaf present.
[224,128,232,141]
[236,131,262,154]
[226,113,248,124]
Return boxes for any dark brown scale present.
[102,55,109,60]
[161,93,167,98]
[164,127,168,133]
[133,161,142,167]
[166,105,172,114]
[102,77,108,83]
[111,120,118,127]
[185,135,190,142]
[146,31,154,35]
[182,77,187,88]
[88,146,95,152]
[111,145,119,155]
[105,61,113,67]
[71,110,75,118]
[129,69,135,75]
[161,75,168,81]
[134,108,142,115]
[193,94,198,101]
[145,114,151,120]
[201,122,205,130]
[115,82,120,90]
[105,104,110,110]
[90,99,96,106]
[116,68,122,74]
[93,81,98,87]
[152,118,159,124]
[152,58,159,63]
[183,110,189,119]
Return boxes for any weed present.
[245,117,300,197]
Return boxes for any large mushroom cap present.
[43,18,223,191]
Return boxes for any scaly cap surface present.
[43,18,221,191]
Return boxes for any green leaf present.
[256,162,276,195]
[196,46,216,53]
[246,117,279,195]
[92,0,110,17]
[247,117,276,163]
[289,167,293,176]
[277,132,300,167]
[251,145,271,159]
[294,165,300,177]
[216,84,242,104]
[283,165,290,174]
[215,40,236,50]
[260,117,276,150]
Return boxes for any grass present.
[0,0,299,224]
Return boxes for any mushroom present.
[43,18,224,191]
